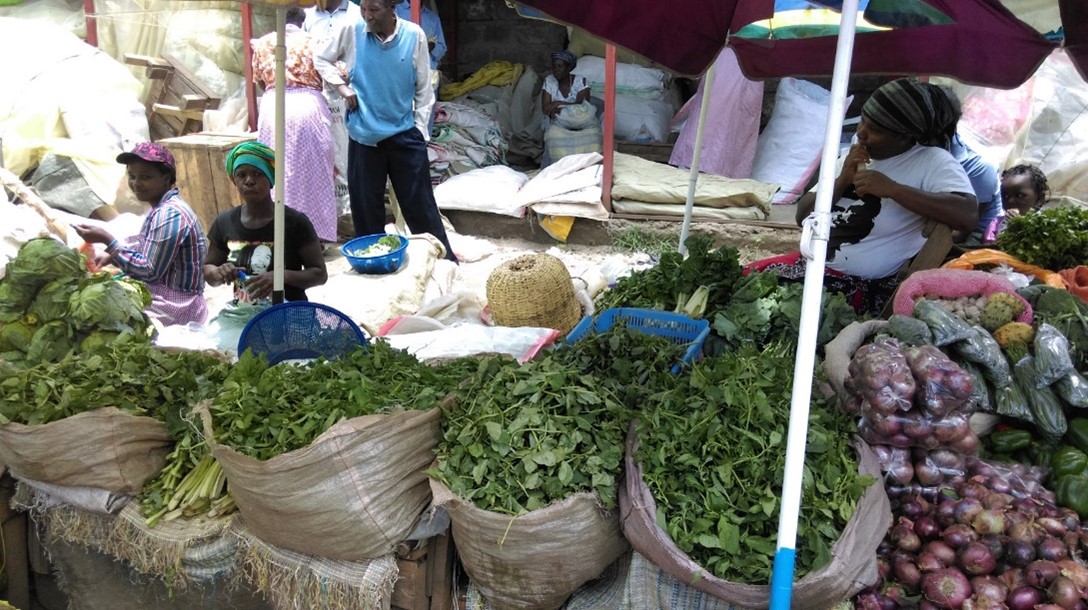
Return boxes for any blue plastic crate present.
[341,233,409,274]
[238,302,367,364]
[565,307,710,372]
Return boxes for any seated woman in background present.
[540,50,601,167]
[74,142,208,326]
[203,142,328,303]
[749,78,977,314]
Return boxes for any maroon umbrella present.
[517,0,1073,88]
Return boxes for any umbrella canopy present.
[515,0,1080,88]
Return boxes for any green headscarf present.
[225,141,276,186]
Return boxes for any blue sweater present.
[347,21,418,146]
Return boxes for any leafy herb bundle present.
[637,341,873,583]
[432,327,685,515]
[0,337,229,427]
[210,341,477,460]
[595,235,743,319]
[998,205,1088,271]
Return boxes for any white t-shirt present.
[826,144,973,279]
[542,74,590,104]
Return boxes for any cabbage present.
[80,330,122,353]
[4,237,84,291]
[0,321,35,353]
[0,280,39,322]
[29,278,78,323]
[68,278,146,332]
[26,320,75,363]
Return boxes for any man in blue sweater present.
[314,0,457,262]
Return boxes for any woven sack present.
[0,407,170,495]
[486,254,582,334]
[619,426,890,609]
[430,477,629,610]
[205,406,440,561]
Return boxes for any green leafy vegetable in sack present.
[994,380,1033,425]
[1055,370,1088,409]
[637,341,873,583]
[887,314,933,346]
[68,274,147,333]
[1025,286,1088,371]
[954,359,993,413]
[26,321,75,364]
[951,326,1011,388]
[1033,323,1076,387]
[998,205,1088,271]
[913,299,974,346]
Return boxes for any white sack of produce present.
[434,165,529,217]
[209,408,440,561]
[430,478,628,610]
[0,408,170,496]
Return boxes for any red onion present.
[1037,536,1069,562]
[1058,508,1080,531]
[905,415,936,439]
[1023,559,1060,588]
[956,499,985,526]
[922,567,972,609]
[972,510,1006,536]
[999,567,1025,591]
[1010,498,1041,519]
[970,575,1008,603]
[944,524,980,549]
[1005,585,1042,610]
[877,555,891,580]
[1008,521,1044,546]
[987,476,1012,495]
[915,515,942,539]
[935,416,970,444]
[1048,575,1082,610]
[899,494,931,520]
[978,535,1005,561]
[894,555,923,589]
[893,522,923,552]
[950,430,979,454]
[918,461,946,486]
[1003,539,1036,567]
[1037,517,1067,538]
[919,551,947,572]
[982,493,1013,510]
[962,482,989,499]
[1003,510,1029,530]
[959,541,998,576]
[925,540,958,565]
[937,500,959,527]
[868,413,902,436]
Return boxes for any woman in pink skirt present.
[252,7,338,243]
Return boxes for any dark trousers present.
[347,127,457,262]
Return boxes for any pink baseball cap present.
[116,142,176,170]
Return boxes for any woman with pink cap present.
[74,142,209,327]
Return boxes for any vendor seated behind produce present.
[203,142,328,302]
[73,142,209,327]
[749,79,977,314]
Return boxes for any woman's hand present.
[840,144,871,182]
[205,262,237,286]
[73,224,115,245]
[854,169,898,199]
[244,272,274,300]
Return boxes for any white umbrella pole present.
[677,61,716,256]
[272,7,286,304]
[768,0,860,607]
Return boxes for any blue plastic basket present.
[341,234,409,274]
[238,302,367,364]
[565,307,710,372]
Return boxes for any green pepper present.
[1068,418,1088,454]
[989,428,1033,454]
[1055,475,1088,518]
[1052,445,1088,478]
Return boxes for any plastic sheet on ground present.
[381,321,560,364]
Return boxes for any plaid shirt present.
[108,189,207,294]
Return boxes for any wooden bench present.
[125,53,222,140]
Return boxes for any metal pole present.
[768,0,860,607]
[272,7,286,305]
[678,61,717,256]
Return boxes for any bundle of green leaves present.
[210,342,479,460]
[998,205,1088,271]
[637,341,873,584]
[0,336,230,427]
[595,234,743,319]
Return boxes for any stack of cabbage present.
[0,237,151,366]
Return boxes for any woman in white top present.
[541,50,590,121]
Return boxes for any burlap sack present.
[823,319,889,405]
[0,407,170,495]
[430,477,629,610]
[208,407,439,561]
[619,429,890,609]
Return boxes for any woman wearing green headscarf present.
[203,142,328,302]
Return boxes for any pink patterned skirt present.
[258,87,338,242]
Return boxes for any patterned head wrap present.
[862,78,959,149]
[551,50,577,70]
[225,142,276,186]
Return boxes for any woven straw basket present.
[486,254,582,334]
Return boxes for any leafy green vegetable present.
[29,278,79,323]
[595,235,743,320]
[1022,285,1088,371]
[998,206,1088,271]
[68,274,148,333]
[637,341,873,583]
[26,321,75,364]
[3,237,85,291]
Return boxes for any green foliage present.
[998,205,1088,271]
[1023,285,1088,371]
[637,341,873,583]
[595,235,743,320]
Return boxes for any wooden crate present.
[159,132,256,232]
[391,533,455,610]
